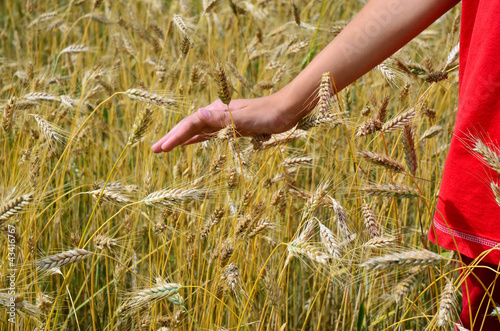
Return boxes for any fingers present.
[151,133,171,152]
[152,111,205,153]
[151,118,184,153]
[182,134,212,146]
[152,102,242,153]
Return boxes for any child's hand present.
[151,92,300,153]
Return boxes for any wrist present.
[275,84,314,124]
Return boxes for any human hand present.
[151,92,302,153]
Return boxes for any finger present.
[159,109,217,152]
[152,133,171,153]
[152,117,188,153]
[182,134,212,146]
[152,108,208,153]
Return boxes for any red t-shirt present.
[428,0,500,264]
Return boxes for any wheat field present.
[0,0,483,330]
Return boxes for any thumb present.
[197,108,232,129]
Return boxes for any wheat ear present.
[473,138,500,175]
[0,194,33,223]
[361,203,380,238]
[125,89,176,106]
[287,239,329,264]
[143,188,209,207]
[35,249,92,270]
[436,280,456,327]
[362,183,421,198]
[361,249,444,270]
[128,107,154,145]
[358,151,405,173]
[318,221,342,258]
[1,96,16,133]
[381,108,417,133]
[402,124,418,175]
[215,63,231,105]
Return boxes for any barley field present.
[0,0,479,330]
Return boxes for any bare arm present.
[152,0,460,153]
[280,0,460,122]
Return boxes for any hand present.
[151,92,301,153]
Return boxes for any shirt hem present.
[428,217,500,265]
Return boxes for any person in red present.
[152,0,500,329]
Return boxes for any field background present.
[0,0,464,330]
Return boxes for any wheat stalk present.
[287,239,329,264]
[247,218,274,239]
[173,14,189,37]
[393,273,418,305]
[200,206,224,240]
[125,89,176,106]
[436,280,456,327]
[94,235,118,250]
[23,92,59,102]
[35,248,92,270]
[361,203,380,238]
[81,13,115,24]
[361,249,444,270]
[376,60,397,85]
[31,114,66,144]
[29,155,41,190]
[491,182,500,207]
[325,197,352,239]
[255,129,308,150]
[296,112,342,131]
[272,64,287,85]
[358,151,405,173]
[356,118,383,137]
[443,43,460,71]
[425,71,448,83]
[381,108,417,133]
[287,41,309,54]
[419,125,443,141]
[90,189,131,205]
[280,157,313,167]
[128,107,154,145]
[316,73,333,115]
[363,236,394,248]
[120,282,183,315]
[59,44,90,55]
[318,221,342,258]
[226,62,250,89]
[362,183,421,198]
[1,96,16,134]
[143,188,209,207]
[291,3,300,26]
[0,194,33,222]
[402,124,418,174]
[473,138,500,175]
[209,154,227,173]
[305,182,329,213]
[28,11,58,28]
[215,63,232,105]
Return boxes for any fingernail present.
[200,108,211,120]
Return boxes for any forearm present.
[280,0,460,119]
